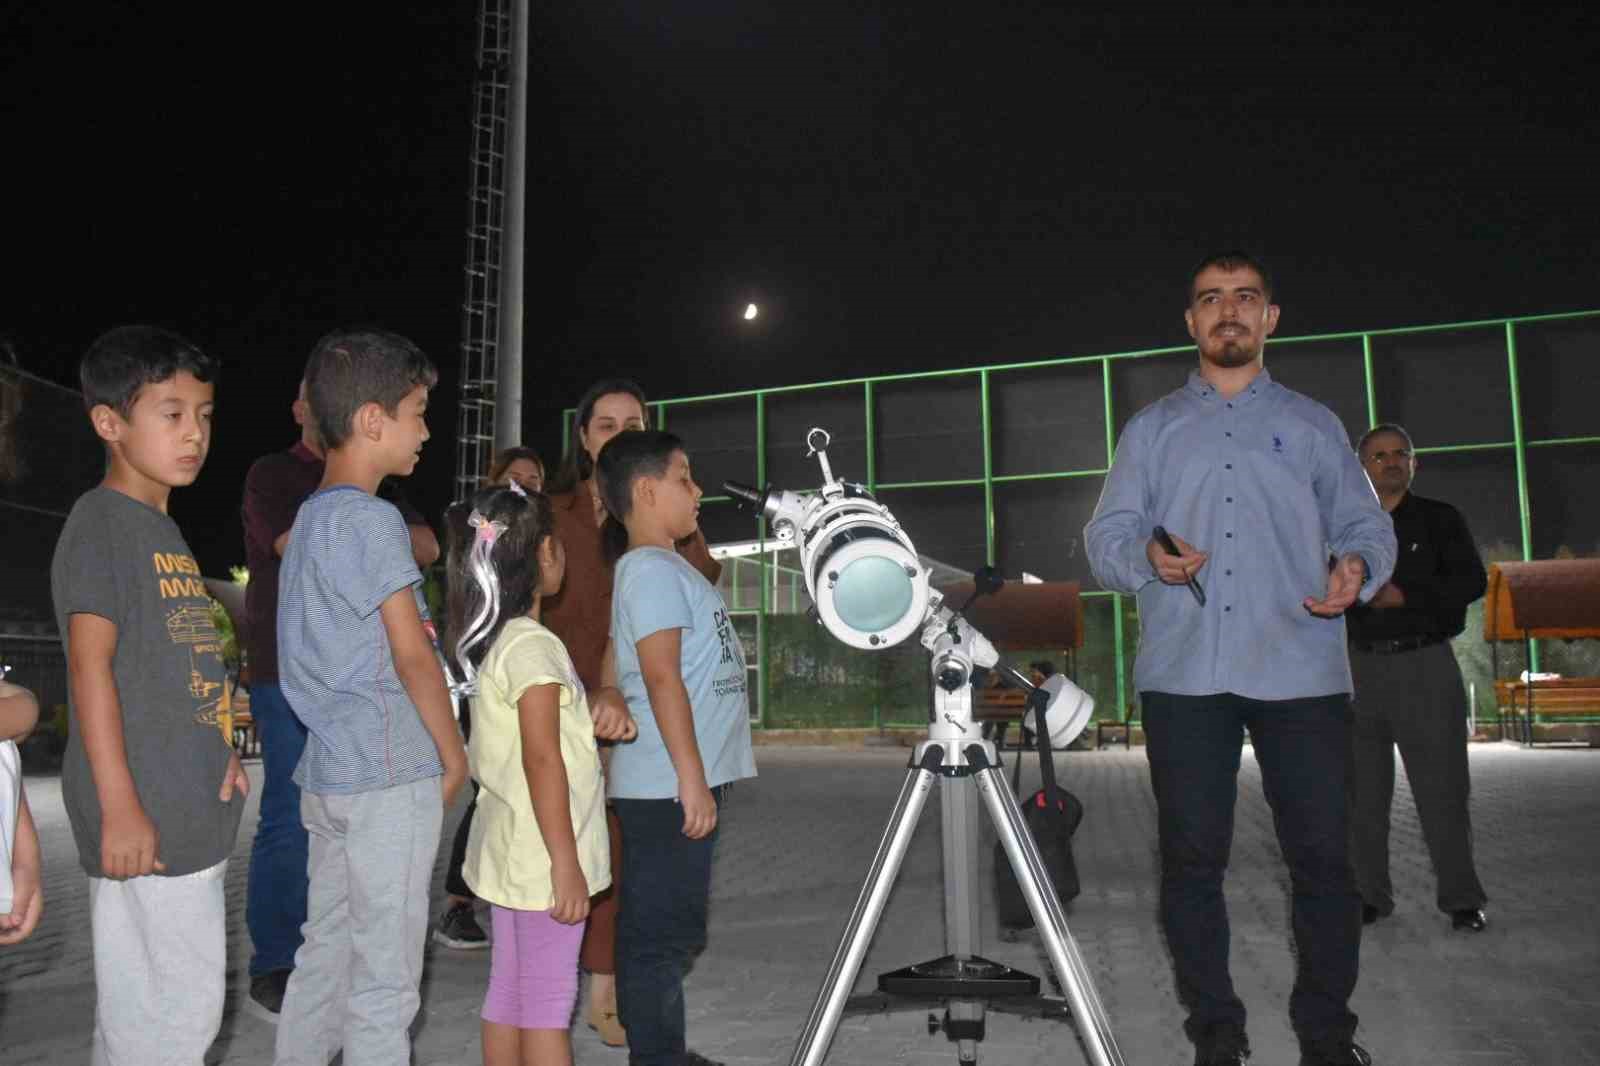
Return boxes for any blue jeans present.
[1142,691,1361,1055]
[246,682,309,976]
[613,793,723,1066]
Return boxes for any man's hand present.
[101,804,164,879]
[1147,532,1208,586]
[589,687,638,742]
[1368,582,1405,609]
[219,751,249,802]
[1304,553,1367,617]
[549,859,591,925]
[678,779,718,840]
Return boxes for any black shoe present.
[681,1053,725,1066]
[1451,908,1487,932]
[432,900,489,949]
[1361,904,1381,926]
[246,968,291,1024]
[1299,1040,1372,1065]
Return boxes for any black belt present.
[1349,634,1446,655]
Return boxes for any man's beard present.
[1204,336,1260,368]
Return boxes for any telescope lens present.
[832,555,915,634]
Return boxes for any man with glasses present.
[1347,423,1489,932]
[1086,252,1396,1066]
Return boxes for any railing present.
[567,309,1600,729]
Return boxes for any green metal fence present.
[566,309,1600,731]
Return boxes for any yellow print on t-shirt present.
[154,550,208,599]
[158,554,234,742]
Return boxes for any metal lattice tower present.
[454,0,513,503]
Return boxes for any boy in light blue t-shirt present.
[273,328,468,1066]
[597,429,755,1066]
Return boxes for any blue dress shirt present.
[1085,368,1397,701]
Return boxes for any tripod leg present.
[974,765,1128,1066]
[789,759,941,1066]
[942,772,985,1063]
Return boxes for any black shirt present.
[1346,491,1486,642]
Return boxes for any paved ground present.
[2,742,1596,1065]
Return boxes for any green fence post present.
[1101,358,1128,726]
[981,369,995,566]
[1361,333,1378,428]
[756,392,769,729]
[1505,322,1541,677]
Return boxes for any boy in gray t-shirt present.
[272,329,467,1066]
[50,326,247,1063]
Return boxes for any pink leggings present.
[481,905,587,1030]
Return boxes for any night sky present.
[5,2,1597,575]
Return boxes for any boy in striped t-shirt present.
[274,328,467,1066]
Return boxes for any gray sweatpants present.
[89,860,228,1066]
[274,777,443,1066]
[1349,641,1488,915]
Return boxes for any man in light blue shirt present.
[1085,252,1395,1066]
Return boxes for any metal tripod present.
[788,675,1128,1066]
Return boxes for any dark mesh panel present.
[873,376,983,484]
[1267,338,1369,446]
[1410,450,1522,557]
[1526,442,1600,558]
[1109,352,1189,437]
[0,508,67,625]
[1515,318,1600,441]
[1075,594,1121,719]
[1370,327,1513,445]
[1,370,99,625]
[732,614,761,723]
[874,483,987,574]
[696,498,758,547]
[992,477,1106,588]
[0,369,101,517]
[765,386,868,490]
[660,398,757,500]
[989,362,1107,477]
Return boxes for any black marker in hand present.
[1154,525,1207,607]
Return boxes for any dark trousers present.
[1143,691,1361,1054]
[1350,642,1487,915]
[579,807,623,974]
[443,782,479,899]
[613,793,722,1066]
[245,682,309,976]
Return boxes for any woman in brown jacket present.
[542,378,721,1046]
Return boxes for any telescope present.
[727,428,1125,1066]
[724,427,1093,745]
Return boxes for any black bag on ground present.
[994,690,1084,928]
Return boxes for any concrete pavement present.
[1,743,1596,1065]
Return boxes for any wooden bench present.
[1493,679,1600,721]
[973,688,1031,751]
[1484,560,1600,746]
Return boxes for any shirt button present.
[1224,605,1232,612]
[1226,532,1233,538]
[1225,431,1232,437]
[1225,463,1232,469]
[1226,569,1233,575]
[1226,497,1233,502]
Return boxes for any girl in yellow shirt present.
[450,487,635,1066]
